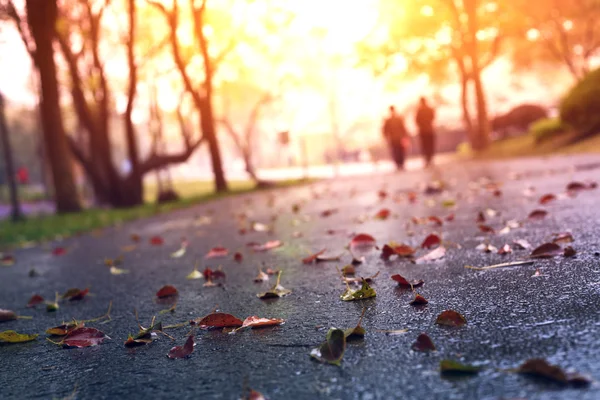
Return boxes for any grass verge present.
[0,179,312,250]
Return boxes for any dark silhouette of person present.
[415,96,436,167]
[382,105,408,170]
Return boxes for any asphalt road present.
[1,153,600,400]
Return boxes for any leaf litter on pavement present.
[4,174,597,397]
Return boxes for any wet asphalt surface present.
[1,154,600,400]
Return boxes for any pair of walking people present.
[382,97,436,170]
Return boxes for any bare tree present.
[0,91,24,221]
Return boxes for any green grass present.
[462,131,600,160]
[0,179,310,250]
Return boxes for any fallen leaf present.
[465,260,534,271]
[254,269,269,282]
[316,252,343,262]
[563,246,576,257]
[257,271,292,299]
[552,232,574,244]
[340,279,376,301]
[150,236,163,246]
[349,233,377,256]
[428,216,443,226]
[130,234,141,242]
[381,244,415,260]
[374,208,391,220]
[0,330,38,343]
[110,266,129,275]
[391,274,424,288]
[237,316,285,330]
[531,243,562,258]
[251,222,270,232]
[302,249,326,264]
[445,213,455,222]
[1,254,15,266]
[52,247,67,256]
[416,247,446,263]
[435,310,467,327]
[205,247,228,259]
[513,239,532,249]
[528,209,548,220]
[377,329,408,335]
[343,307,367,340]
[320,208,338,217]
[421,233,441,249]
[170,243,187,258]
[342,271,380,284]
[156,285,178,298]
[310,328,346,366]
[191,312,243,329]
[498,244,512,255]
[539,193,557,204]
[253,240,282,252]
[167,334,195,359]
[60,327,109,348]
[186,268,203,280]
[121,244,137,252]
[411,333,435,351]
[410,293,428,306]
[476,211,486,223]
[124,321,162,347]
[517,359,568,384]
[442,199,456,208]
[566,181,596,192]
[476,243,498,253]
[341,265,356,276]
[46,322,80,336]
[234,252,243,262]
[246,389,266,400]
[478,224,495,234]
[62,288,89,301]
[440,359,481,375]
[26,294,45,308]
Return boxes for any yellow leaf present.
[171,247,186,258]
[0,330,38,343]
[121,244,137,253]
[186,269,202,280]
[110,266,129,275]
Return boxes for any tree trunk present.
[0,92,24,222]
[26,0,81,213]
[200,100,228,192]
[460,74,475,144]
[242,148,258,181]
[464,0,491,150]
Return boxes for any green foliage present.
[560,68,600,135]
[529,118,566,143]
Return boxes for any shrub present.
[529,117,566,143]
[560,68,600,135]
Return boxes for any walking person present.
[415,96,436,167]
[382,105,408,171]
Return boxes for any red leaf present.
[167,334,195,359]
[539,193,556,204]
[374,208,391,220]
[156,285,178,298]
[1,254,15,266]
[52,247,67,256]
[416,247,446,263]
[302,249,326,264]
[445,213,455,222]
[566,181,596,192]
[205,247,228,259]
[410,293,428,305]
[253,240,282,252]
[563,246,576,257]
[150,236,164,246]
[412,333,436,351]
[234,252,243,262]
[528,209,548,220]
[428,216,443,226]
[61,327,108,348]
[0,309,17,322]
[498,244,512,255]
[421,233,441,249]
[26,294,45,308]
[68,288,89,301]
[191,312,243,329]
[381,244,414,260]
[435,310,467,327]
[350,233,376,255]
[531,243,562,258]
[476,211,486,223]
[320,209,338,217]
[478,224,495,233]
[240,316,285,329]
[378,190,388,200]
[391,274,424,288]
[407,191,418,203]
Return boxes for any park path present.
[1,153,600,400]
